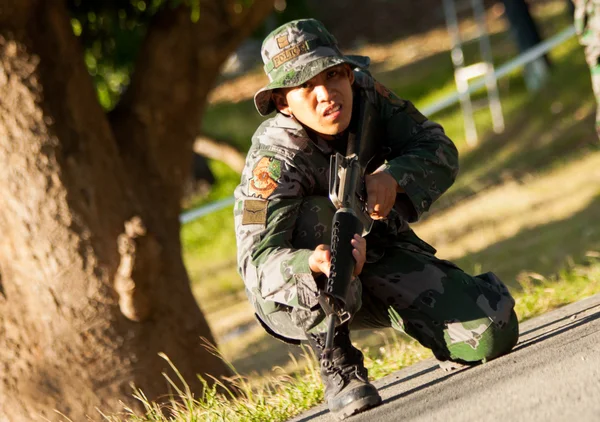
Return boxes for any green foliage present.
[67,0,259,110]
[67,0,164,109]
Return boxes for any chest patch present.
[249,156,281,199]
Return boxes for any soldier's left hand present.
[365,170,402,219]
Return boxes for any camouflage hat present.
[254,18,370,116]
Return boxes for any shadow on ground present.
[455,193,600,290]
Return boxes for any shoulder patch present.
[249,157,281,199]
[242,199,268,225]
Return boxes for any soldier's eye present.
[300,82,310,89]
[327,70,338,78]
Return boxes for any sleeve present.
[234,147,320,312]
[372,80,459,222]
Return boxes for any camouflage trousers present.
[258,196,519,363]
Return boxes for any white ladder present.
[442,0,505,147]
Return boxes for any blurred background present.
[74,0,600,381]
[185,0,600,380]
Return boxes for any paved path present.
[291,294,600,422]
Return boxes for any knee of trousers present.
[291,196,336,250]
[446,309,519,363]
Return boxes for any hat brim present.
[253,55,370,116]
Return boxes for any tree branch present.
[194,136,246,173]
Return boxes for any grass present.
[100,1,600,420]
[102,260,600,422]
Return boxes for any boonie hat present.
[254,18,370,116]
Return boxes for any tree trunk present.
[0,0,273,420]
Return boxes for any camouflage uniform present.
[235,19,519,365]
[575,0,600,137]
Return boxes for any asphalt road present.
[290,294,600,422]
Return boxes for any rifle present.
[318,89,381,360]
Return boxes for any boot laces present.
[321,349,368,387]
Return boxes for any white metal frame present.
[442,0,505,146]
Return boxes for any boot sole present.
[332,394,382,420]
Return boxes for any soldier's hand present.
[308,235,367,278]
[365,170,403,219]
[351,234,367,276]
[309,244,332,277]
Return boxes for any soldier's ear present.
[272,90,292,116]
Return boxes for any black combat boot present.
[307,324,382,420]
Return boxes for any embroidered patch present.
[272,42,310,68]
[374,80,405,107]
[249,157,281,199]
[242,199,268,225]
[276,34,290,49]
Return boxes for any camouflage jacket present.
[234,70,459,315]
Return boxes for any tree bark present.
[0,0,273,420]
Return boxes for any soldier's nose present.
[314,84,331,102]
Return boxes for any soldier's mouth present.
[323,104,342,118]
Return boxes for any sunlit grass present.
[105,257,600,421]
[514,256,600,320]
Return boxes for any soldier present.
[575,0,600,138]
[234,19,519,420]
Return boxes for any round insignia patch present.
[249,157,281,199]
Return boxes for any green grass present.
[181,160,241,310]
[104,259,600,421]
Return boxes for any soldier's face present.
[274,64,355,138]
